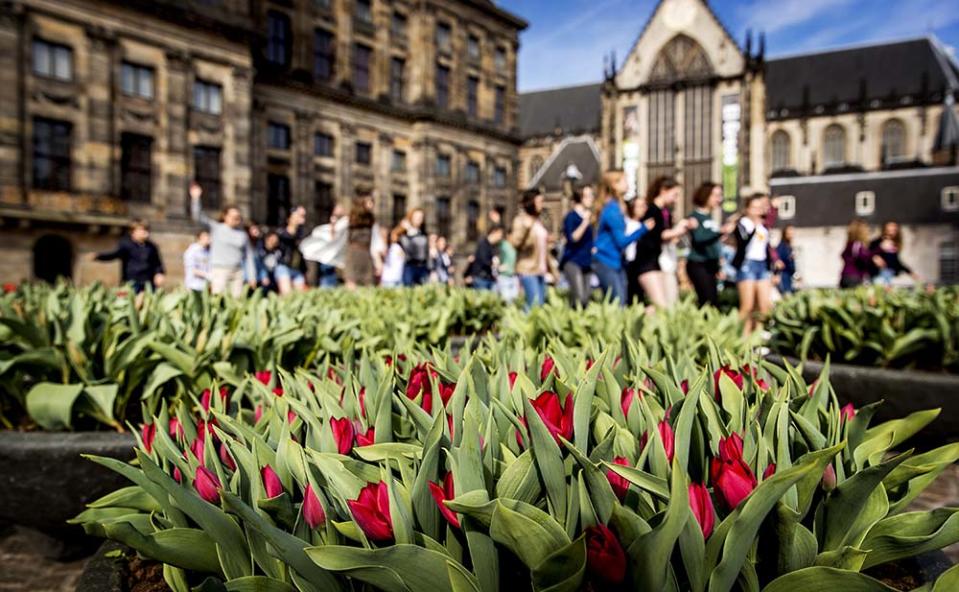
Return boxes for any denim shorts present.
[736,259,770,282]
[274,264,305,284]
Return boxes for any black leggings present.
[687,259,719,307]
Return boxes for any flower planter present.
[768,356,959,447]
[0,431,134,542]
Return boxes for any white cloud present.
[737,0,857,34]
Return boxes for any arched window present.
[771,130,791,172]
[528,155,544,182]
[33,234,73,283]
[823,124,846,168]
[881,119,906,163]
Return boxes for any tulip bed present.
[72,339,959,591]
[769,286,959,373]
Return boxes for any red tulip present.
[841,403,856,422]
[585,524,626,584]
[190,437,205,464]
[620,387,637,417]
[140,423,156,453]
[173,466,182,483]
[3,282,16,293]
[428,472,460,528]
[763,463,777,480]
[540,356,556,381]
[356,427,375,447]
[508,371,518,390]
[194,466,221,503]
[688,483,716,539]
[218,442,236,471]
[273,387,285,397]
[713,365,744,396]
[303,484,326,529]
[261,465,283,498]
[680,379,690,395]
[255,370,272,385]
[254,405,263,423]
[585,358,595,371]
[326,366,343,385]
[658,420,675,462]
[807,380,818,397]
[168,417,183,439]
[348,481,394,542]
[406,363,439,414]
[822,464,837,491]
[529,391,574,444]
[438,382,456,407]
[287,410,297,424]
[709,433,757,509]
[358,387,367,418]
[330,417,355,455]
[607,457,631,501]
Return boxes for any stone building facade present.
[0,0,525,285]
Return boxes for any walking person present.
[399,208,430,286]
[344,193,377,289]
[465,225,504,290]
[592,170,654,305]
[508,189,550,310]
[687,182,736,307]
[275,206,308,294]
[775,225,797,294]
[497,232,520,303]
[92,218,166,293]
[840,219,874,288]
[380,225,406,288]
[560,186,596,308]
[300,205,348,288]
[183,230,211,292]
[633,176,694,309]
[431,235,454,286]
[257,231,282,293]
[870,221,920,285]
[189,182,256,297]
[732,194,775,336]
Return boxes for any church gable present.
[617,0,743,89]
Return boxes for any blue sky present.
[498,0,959,92]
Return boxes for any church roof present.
[766,37,959,118]
[518,83,603,140]
[527,136,602,192]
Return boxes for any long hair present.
[349,195,375,228]
[692,182,720,208]
[847,219,870,244]
[645,175,678,204]
[598,170,624,202]
[881,221,902,249]
[520,189,541,216]
[404,207,426,231]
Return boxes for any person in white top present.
[380,224,407,287]
[732,194,775,336]
[300,205,348,287]
[183,230,211,292]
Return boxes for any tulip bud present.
[688,483,716,539]
[261,465,283,499]
[255,370,272,385]
[658,420,675,462]
[330,417,355,455]
[585,524,626,584]
[194,466,221,503]
[429,473,460,528]
[348,481,394,542]
[620,387,637,417]
[254,405,263,423]
[168,417,183,439]
[140,423,156,454]
[607,457,630,501]
[540,356,555,381]
[303,484,326,529]
[822,464,837,491]
[218,442,236,471]
[841,403,856,422]
[508,371,518,390]
[763,463,777,480]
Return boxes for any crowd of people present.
[91,176,920,334]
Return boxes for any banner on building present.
[721,95,740,213]
[622,106,639,200]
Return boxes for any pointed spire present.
[758,31,766,60]
[744,28,753,57]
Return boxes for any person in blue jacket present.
[592,170,654,305]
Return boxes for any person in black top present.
[93,219,165,293]
[631,176,694,308]
[400,208,431,286]
[686,182,737,306]
[465,225,504,290]
[276,206,307,294]
[870,221,919,285]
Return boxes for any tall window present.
[468,35,481,61]
[494,47,506,70]
[467,76,479,117]
[355,0,373,25]
[314,29,335,81]
[390,58,405,102]
[268,122,291,150]
[314,181,334,223]
[392,150,406,172]
[353,43,372,93]
[823,124,846,168]
[32,39,72,81]
[355,141,372,165]
[436,154,451,177]
[193,80,222,115]
[493,166,507,188]
[267,174,291,227]
[436,196,451,238]
[682,84,713,201]
[771,130,791,172]
[436,22,452,53]
[467,199,480,241]
[266,11,291,67]
[494,85,505,124]
[193,146,221,208]
[120,62,154,99]
[120,133,152,202]
[465,160,480,184]
[882,119,906,164]
[392,193,407,227]
[391,12,407,40]
[315,132,334,157]
[32,117,72,191]
[648,89,675,171]
[436,64,450,109]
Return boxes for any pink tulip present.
[688,483,716,538]
[218,442,236,471]
[255,370,272,385]
[620,387,637,417]
[607,457,630,501]
[168,417,183,439]
[822,464,837,491]
[841,403,856,422]
[303,484,326,529]
[658,420,675,462]
[356,427,375,447]
[173,466,182,483]
[330,417,355,455]
[194,466,221,503]
[262,465,283,498]
[763,463,777,480]
[254,405,263,423]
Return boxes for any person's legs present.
[639,271,667,308]
[210,267,229,295]
[275,265,293,295]
[563,262,584,307]
[737,278,756,335]
[687,261,711,306]
[755,278,773,333]
[292,270,307,291]
[592,262,622,305]
[229,269,244,298]
[318,264,338,288]
[533,275,546,306]
[413,264,430,285]
[519,274,545,310]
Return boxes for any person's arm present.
[661,219,691,241]
[607,208,649,250]
[150,243,165,275]
[689,218,722,250]
[189,187,214,229]
[566,212,591,243]
[242,239,257,284]
[508,216,530,249]
[94,240,127,262]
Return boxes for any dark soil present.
[124,552,169,592]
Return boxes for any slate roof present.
[766,37,959,117]
[527,136,602,192]
[518,83,603,140]
[769,167,959,228]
